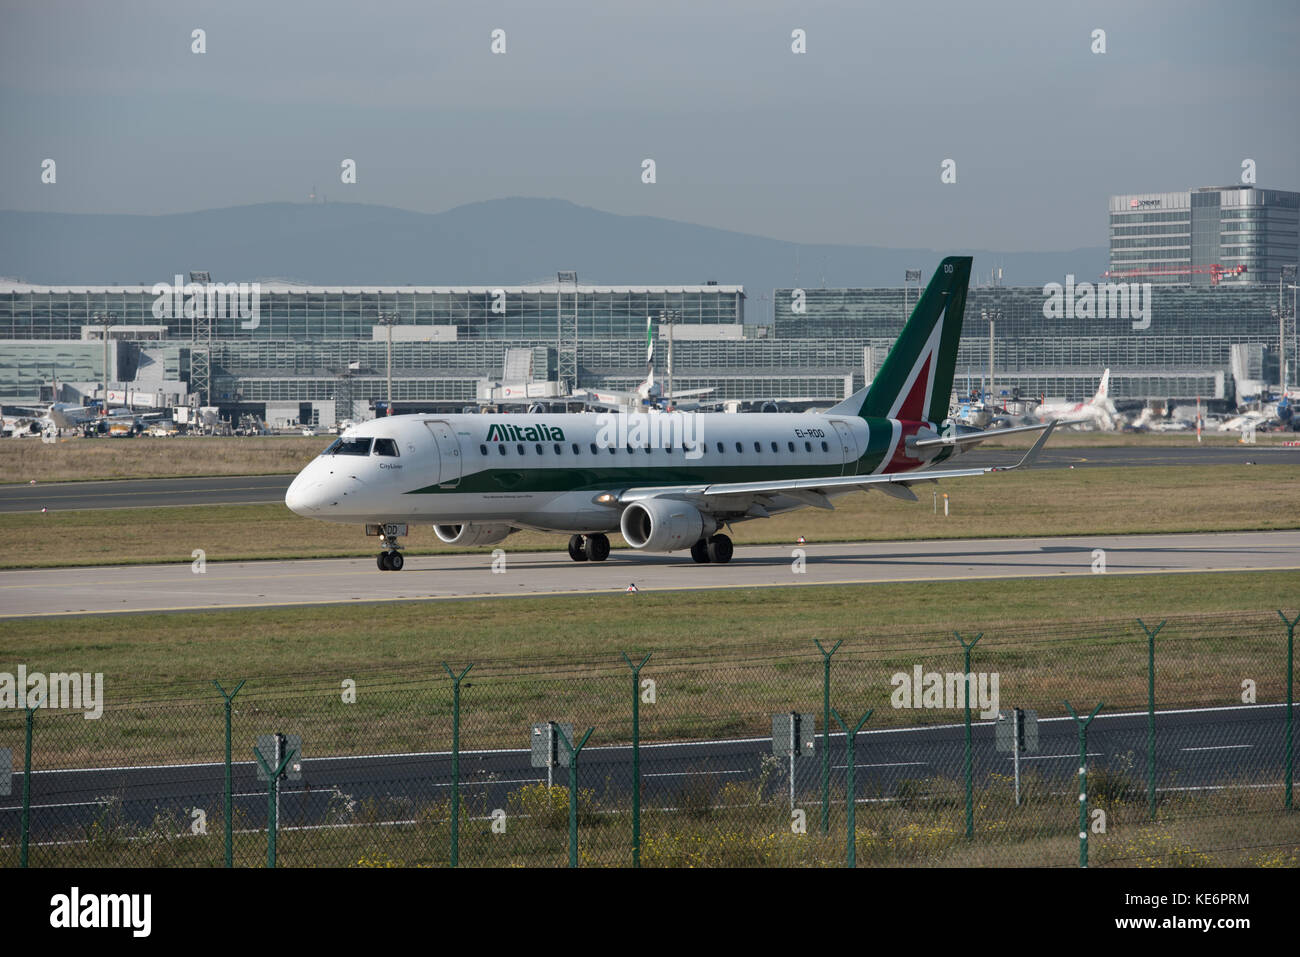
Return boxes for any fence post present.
[19,694,43,868]
[1064,700,1104,868]
[441,662,473,867]
[554,725,595,868]
[1136,619,1165,820]
[211,679,245,868]
[830,708,872,868]
[1280,610,1299,810]
[813,639,842,833]
[955,631,982,839]
[620,651,652,867]
[253,744,297,868]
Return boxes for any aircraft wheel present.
[387,551,404,571]
[707,533,733,564]
[585,533,611,562]
[568,534,588,561]
[690,539,711,563]
[377,552,391,571]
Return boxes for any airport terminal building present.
[1,267,1294,424]
[2,185,1296,423]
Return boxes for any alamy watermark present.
[1043,274,1152,331]
[0,666,104,719]
[594,411,705,459]
[890,665,1000,719]
[151,274,261,330]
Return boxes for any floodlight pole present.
[379,313,398,413]
[94,312,115,422]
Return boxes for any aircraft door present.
[830,420,859,476]
[423,421,461,488]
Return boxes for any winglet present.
[1011,419,1056,469]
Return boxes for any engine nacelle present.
[433,523,515,546]
[619,499,708,552]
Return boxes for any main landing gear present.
[568,533,611,562]
[691,533,733,564]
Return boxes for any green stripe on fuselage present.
[406,419,900,495]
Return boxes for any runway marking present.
[1180,744,1253,752]
[3,563,1298,618]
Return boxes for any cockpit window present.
[322,437,373,456]
[372,438,399,457]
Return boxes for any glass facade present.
[0,284,743,342]
[1110,187,1300,286]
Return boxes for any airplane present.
[1032,369,1117,430]
[574,315,715,411]
[285,257,1059,571]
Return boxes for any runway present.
[1,530,1296,618]
[0,443,1294,513]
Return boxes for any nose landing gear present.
[369,523,407,571]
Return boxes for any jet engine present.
[619,499,709,552]
[433,523,516,546]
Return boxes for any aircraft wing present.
[912,419,1054,449]
[611,422,1057,510]
[662,388,715,400]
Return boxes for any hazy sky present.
[2,0,1297,250]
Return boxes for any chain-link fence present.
[1,611,1297,867]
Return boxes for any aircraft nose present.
[285,471,326,515]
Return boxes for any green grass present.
[2,571,1296,766]
[3,429,1295,486]
[3,463,1297,568]
[4,771,1295,869]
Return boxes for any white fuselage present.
[285,410,936,535]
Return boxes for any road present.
[1,530,1296,618]
[0,703,1285,851]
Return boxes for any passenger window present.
[735,442,743,453]
[788,441,795,452]
[804,441,812,452]
[754,442,761,453]
[716,441,724,453]
[770,441,778,453]
[479,444,488,455]
[372,438,399,457]
[516,444,525,454]
[498,444,507,456]
[535,443,544,454]
[572,443,580,454]
[821,441,829,452]
[590,443,598,454]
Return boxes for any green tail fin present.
[855,256,971,423]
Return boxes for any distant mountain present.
[0,199,1105,314]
